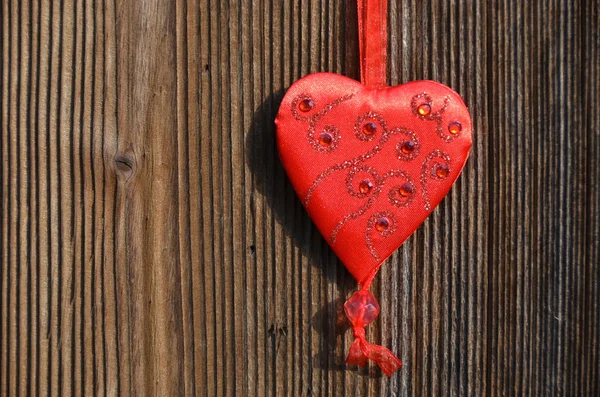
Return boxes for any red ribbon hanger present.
[343,0,403,375]
[358,0,388,88]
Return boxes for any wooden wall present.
[1,0,599,395]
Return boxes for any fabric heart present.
[276,72,472,286]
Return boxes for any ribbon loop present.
[357,0,388,87]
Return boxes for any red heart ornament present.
[276,73,472,285]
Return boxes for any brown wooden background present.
[1,0,599,396]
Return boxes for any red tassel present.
[344,290,403,376]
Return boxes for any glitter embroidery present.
[331,169,413,243]
[411,93,454,142]
[291,94,316,122]
[366,211,397,260]
[309,125,340,152]
[346,166,380,198]
[393,127,420,161]
[290,91,456,256]
[291,94,355,154]
[331,185,382,243]
[304,125,419,205]
[388,181,416,207]
[420,150,451,211]
[354,112,388,141]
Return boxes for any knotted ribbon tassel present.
[344,289,402,375]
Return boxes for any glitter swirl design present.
[290,92,456,259]
[354,112,388,141]
[420,150,452,211]
[331,169,414,243]
[291,94,316,122]
[345,166,380,198]
[393,127,420,161]
[291,94,354,153]
[411,92,454,142]
[303,123,417,206]
[388,180,417,207]
[308,125,340,153]
[366,211,397,261]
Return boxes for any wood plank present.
[1,0,599,396]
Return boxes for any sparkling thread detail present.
[289,91,456,257]
[355,112,388,141]
[291,94,315,121]
[394,128,420,161]
[411,93,455,142]
[388,182,416,207]
[309,125,340,152]
[420,150,451,211]
[366,211,397,260]
[331,169,413,244]
[292,92,354,128]
[304,125,419,205]
[345,166,380,198]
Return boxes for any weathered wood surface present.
[1,0,599,396]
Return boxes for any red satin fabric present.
[275,73,472,285]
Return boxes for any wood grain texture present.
[1,0,599,396]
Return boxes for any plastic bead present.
[344,290,380,328]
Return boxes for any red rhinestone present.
[318,132,332,146]
[399,183,414,197]
[375,217,390,232]
[299,99,314,112]
[436,164,450,178]
[417,103,431,116]
[358,180,373,194]
[401,141,416,154]
[362,122,377,135]
[344,290,380,328]
[448,121,462,135]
